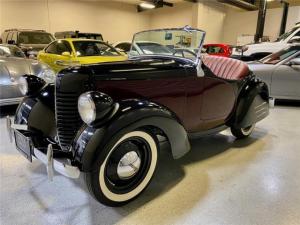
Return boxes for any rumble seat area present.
[201,55,250,80]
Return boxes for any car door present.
[271,53,300,99]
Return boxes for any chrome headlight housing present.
[78,93,96,124]
[38,68,56,83]
[78,91,114,126]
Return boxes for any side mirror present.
[288,58,300,67]
[62,51,71,57]
[288,36,300,44]
[7,40,16,45]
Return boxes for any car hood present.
[19,43,48,50]
[82,56,194,77]
[0,56,46,84]
[233,42,289,56]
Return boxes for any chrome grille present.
[56,91,82,151]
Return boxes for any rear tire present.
[85,129,159,206]
[231,124,255,139]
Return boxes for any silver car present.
[0,44,55,106]
[248,44,300,101]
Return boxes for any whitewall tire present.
[86,129,158,206]
[231,124,255,139]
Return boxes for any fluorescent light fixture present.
[139,2,155,9]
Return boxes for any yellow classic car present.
[38,39,127,73]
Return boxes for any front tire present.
[86,129,158,206]
[231,124,255,139]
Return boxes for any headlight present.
[78,91,114,126]
[17,76,28,95]
[39,68,56,83]
[78,93,96,124]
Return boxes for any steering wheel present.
[172,49,197,58]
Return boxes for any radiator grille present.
[56,91,82,151]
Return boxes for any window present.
[56,41,72,54]
[18,32,54,44]
[12,32,18,42]
[206,46,224,54]
[261,46,300,64]
[45,41,72,55]
[7,32,13,41]
[73,41,121,57]
[1,32,9,43]
[45,42,58,54]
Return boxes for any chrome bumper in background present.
[6,116,80,180]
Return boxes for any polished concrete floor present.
[0,104,300,225]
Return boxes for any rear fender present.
[228,77,269,128]
[72,99,190,172]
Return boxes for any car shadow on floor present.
[26,128,267,225]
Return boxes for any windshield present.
[73,41,121,57]
[0,45,25,58]
[19,32,54,44]
[130,27,206,62]
[261,45,300,64]
[276,27,297,42]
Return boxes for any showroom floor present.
[0,104,300,225]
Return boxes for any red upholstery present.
[202,55,249,80]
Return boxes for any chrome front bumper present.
[6,116,80,180]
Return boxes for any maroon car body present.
[8,27,269,206]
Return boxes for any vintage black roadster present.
[7,27,269,206]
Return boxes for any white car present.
[232,23,300,61]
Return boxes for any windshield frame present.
[129,26,206,65]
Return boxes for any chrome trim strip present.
[33,148,80,179]
[11,123,28,131]
[255,102,267,109]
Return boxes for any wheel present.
[231,124,255,139]
[85,129,159,206]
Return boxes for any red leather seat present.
[202,55,249,80]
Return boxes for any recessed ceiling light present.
[139,2,155,9]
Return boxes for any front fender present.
[14,83,56,138]
[72,99,190,172]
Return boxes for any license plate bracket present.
[14,130,33,162]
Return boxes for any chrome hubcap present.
[117,151,141,180]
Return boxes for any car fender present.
[228,76,269,128]
[72,99,190,172]
[14,83,56,138]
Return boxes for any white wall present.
[1,0,299,45]
[0,0,150,43]
[223,6,300,45]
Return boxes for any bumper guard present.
[6,116,80,180]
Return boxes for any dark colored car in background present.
[54,31,104,41]
[7,27,269,207]
[203,44,233,57]
[1,29,55,58]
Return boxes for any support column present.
[279,1,289,36]
[254,0,267,43]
